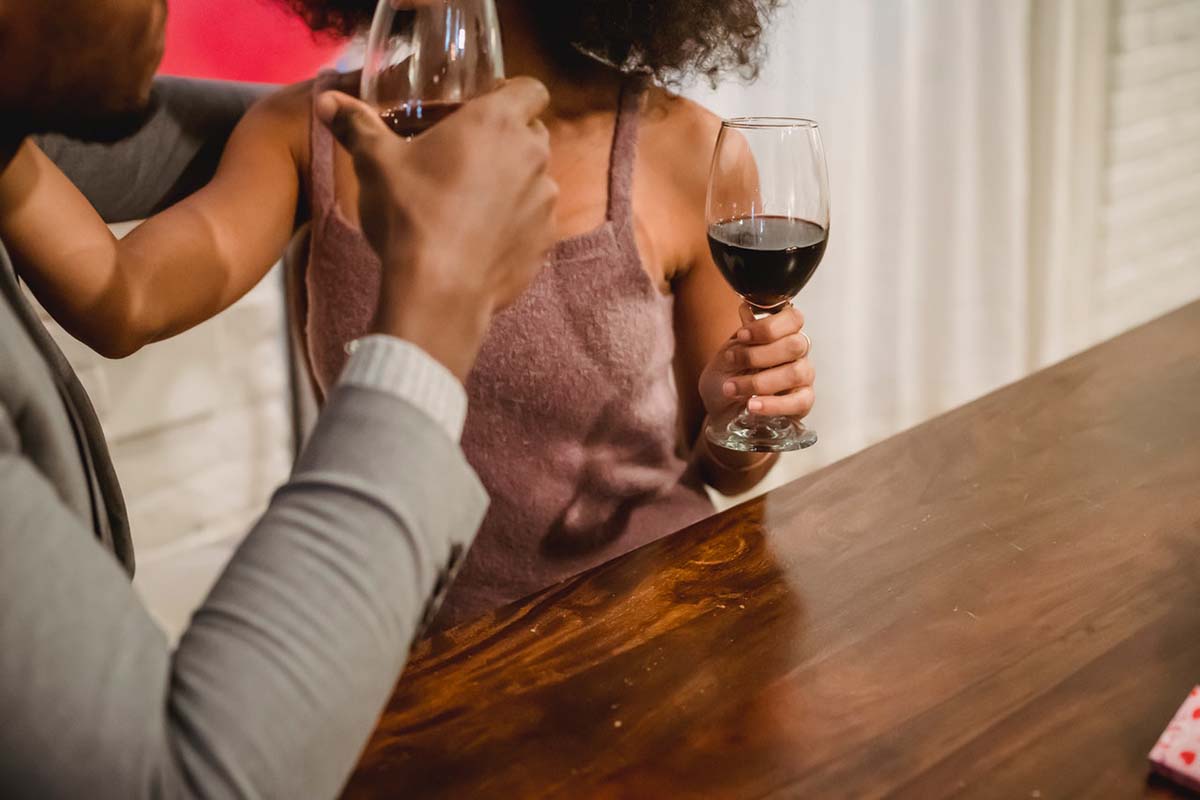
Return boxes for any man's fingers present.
[334,70,363,97]
[316,91,388,155]
[478,77,551,125]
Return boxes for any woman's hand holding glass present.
[699,303,815,428]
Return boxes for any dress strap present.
[309,70,342,219]
[606,81,643,228]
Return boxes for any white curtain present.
[686,0,1115,500]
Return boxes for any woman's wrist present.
[697,423,776,473]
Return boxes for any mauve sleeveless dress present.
[300,72,715,628]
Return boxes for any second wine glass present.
[361,0,505,138]
[705,117,830,453]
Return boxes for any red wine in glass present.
[362,0,504,141]
[707,215,828,312]
[704,116,829,452]
[380,100,464,138]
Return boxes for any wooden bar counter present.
[345,303,1200,799]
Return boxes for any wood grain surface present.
[344,302,1200,799]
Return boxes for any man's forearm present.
[0,384,487,798]
[36,77,271,222]
[168,384,487,797]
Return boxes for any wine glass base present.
[706,410,818,453]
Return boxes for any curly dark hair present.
[276,0,782,86]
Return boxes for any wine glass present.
[361,0,505,138]
[705,118,830,453]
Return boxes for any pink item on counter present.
[1149,686,1200,793]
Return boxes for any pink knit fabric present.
[301,71,715,628]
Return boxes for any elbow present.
[85,294,158,359]
[76,313,155,360]
[92,335,146,360]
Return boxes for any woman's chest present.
[329,126,696,291]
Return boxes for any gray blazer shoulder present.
[37,77,274,222]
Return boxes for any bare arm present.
[667,101,815,497]
[674,229,784,495]
[664,103,779,496]
[0,84,308,358]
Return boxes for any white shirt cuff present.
[336,335,468,442]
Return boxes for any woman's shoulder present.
[242,76,323,133]
[232,71,359,173]
[641,87,722,153]
[229,79,314,162]
[638,86,724,202]
[244,70,360,132]
[252,70,360,115]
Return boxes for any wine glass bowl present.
[706,215,827,312]
[705,117,830,452]
[361,0,505,138]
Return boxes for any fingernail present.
[737,329,751,343]
[315,93,338,124]
[723,381,737,397]
[725,349,737,364]
[748,398,764,412]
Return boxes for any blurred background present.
[35,0,1200,638]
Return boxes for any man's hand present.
[316,78,557,382]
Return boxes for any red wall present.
[158,0,346,83]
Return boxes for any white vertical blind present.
[1098,0,1200,339]
[688,0,1200,503]
[688,0,1036,495]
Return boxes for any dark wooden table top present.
[345,303,1200,799]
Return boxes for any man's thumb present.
[316,91,387,153]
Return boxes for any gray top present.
[1,77,489,799]
[37,76,272,222]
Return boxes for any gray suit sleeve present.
[0,384,488,799]
[36,77,272,222]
